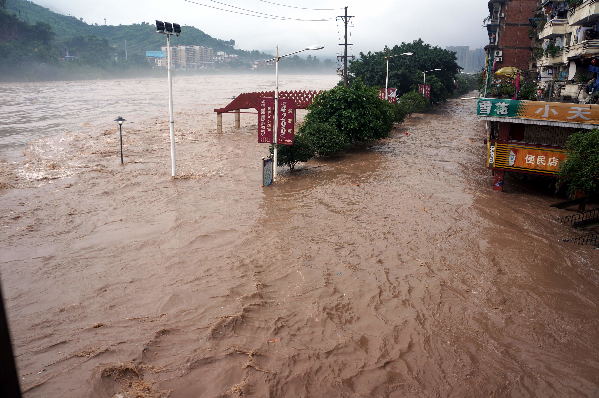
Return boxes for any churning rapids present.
[0,75,598,398]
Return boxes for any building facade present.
[485,0,539,73]
[536,0,599,102]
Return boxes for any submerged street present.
[1,93,598,397]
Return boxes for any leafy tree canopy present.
[349,39,461,103]
[559,129,599,196]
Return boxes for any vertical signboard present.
[258,98,275,144]
[418,84,431,99]
[379,88,398,103]
[277,98,296,145]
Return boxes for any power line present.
[183,0,333,21]
[255,0,338,11]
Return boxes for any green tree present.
[305,80,394,145]
[301,121,349,156]
[349,39,461,104]
[271,133,314,170]
[559,130,599,196]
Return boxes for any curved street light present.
[267,45,324,181]
[384,52,413,100]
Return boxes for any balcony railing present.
[569,0,599,26]
[566,39,599,58]
[538,19,568,39]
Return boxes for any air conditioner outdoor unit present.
[495,57,503,63]
[494,50,503,57]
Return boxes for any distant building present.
[446,46,485,73]
[156,45,216,69]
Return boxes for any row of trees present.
[349,39,462,104]
[273,40,476,170]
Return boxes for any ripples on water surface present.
[0,74,338,153]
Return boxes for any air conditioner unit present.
[495,57,503,63]
[500,13,505,18]
[494,50,503,57]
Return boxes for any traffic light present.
[155,20,165,33]
[165,22,173,33]
[173,23,181,36]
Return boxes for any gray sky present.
[33,0,488,57]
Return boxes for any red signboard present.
[258,98,296,145]
[258,98,275,143]
[277,98,296,145]
[379,88,398,103]
[418,84,431,99]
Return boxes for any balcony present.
[569,0,599,26]
[538,52,566,66]
[566,39,599,58]
[538,19,568,39]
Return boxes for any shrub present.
[300,121,349,157]
[271,132,314,170]
[393,91,429,122]
[305,80,394,144]
[559,129,599,196]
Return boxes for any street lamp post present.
[156,20,181,178]
[114,116,126,165]
[423,68,442,85]
[267,45,324,181]
[385,52,413,100]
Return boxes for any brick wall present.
[498,0,538,70]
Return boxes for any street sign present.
[258,98,296,145]
[379,88,398,103]
[262,157,273,186]
[258,98,275,143]
[418,84,431,99]
[277,98,296,145]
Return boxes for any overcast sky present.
[32,0,488,57]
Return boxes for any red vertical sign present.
[258,98,275,143]
[277,98,296,145]
[378,88,398,103]
[418,84,431,99]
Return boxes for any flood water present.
[0,75,598,397]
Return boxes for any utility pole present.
[337,6,354,86]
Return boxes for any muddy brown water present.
[0,78,598,397]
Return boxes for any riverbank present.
[0,96,598,397]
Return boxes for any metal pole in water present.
[119,124,123,165]
[167,34,176,177]
[273,45,279,181]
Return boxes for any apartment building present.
[158,45,216,69]
[536,0,599,101]
[485,0,538,72]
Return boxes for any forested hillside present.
[5,0,250,57]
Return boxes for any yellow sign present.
[520,101,599,125]
[489,143,567,175]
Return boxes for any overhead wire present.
[183,0,334,21]
[254,0,339,11]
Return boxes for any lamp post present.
[267,45,324,181]
[423,68,442,85]
[385,52,413,100]
[156,20,181,178]
[114,116,126,165]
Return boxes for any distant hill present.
[5,0,263,58]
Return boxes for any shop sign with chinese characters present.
[477,98,599,125]
[488,142,567,175]
[257,98,296,145]
[379,88,398,103]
